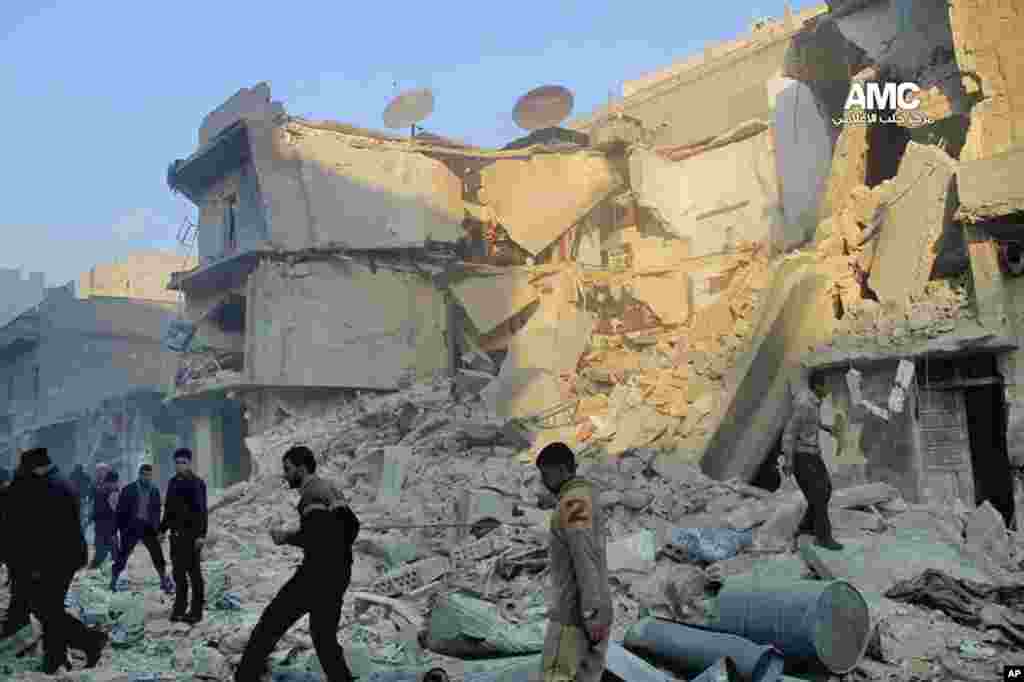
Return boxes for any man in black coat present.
[0,463,29,637]
[159,448,208,625]
[12,448,107,673]
[111,464,173,594]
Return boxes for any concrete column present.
[964,224,1008,330]
[192,414,224,488]
[771,78,835,247]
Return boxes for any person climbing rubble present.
[780,369,844,551]
[88,469,120,570]
[234,445,360,682]
[159,448,208,625]
[9,448,108,674]
[535,442,613,682]
[112,463,174,594]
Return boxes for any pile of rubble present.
[3,378,1022,681]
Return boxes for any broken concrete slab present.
[830,482,900,509]
[453,369,494,397]
[246,260,448,390]
[479,152,623,255]
[870,143,957,305]
[948,0,1024,109]
[630,272,690,325]
[480,367,563,419]
[588,115,650,152]
[450,272,539,336]
[375,446,412,507]
[961,96,1018,162]
[956,149,1024,223]
[798,525,992,603]
[629,133,788,258]
[965,501,1011,566]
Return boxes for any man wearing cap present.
[159,448,208,625]
[10,448,107,673]
[112,463,174,594]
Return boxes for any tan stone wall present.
[950,0,1024,161]
[77,251,197,304]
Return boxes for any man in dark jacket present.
[159,448,208,624]
[69,463,92,535]
[12,448,107,673]
[0,467,11,577]
[235,446,356,682]
[89,470,120,569]
[0,463,29,637]
[111,464,173,594]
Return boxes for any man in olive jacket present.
[536,442,612,682]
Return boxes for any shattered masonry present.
[5,0,1024,680]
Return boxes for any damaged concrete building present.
[0,268,46,329]
[567,0,1024,530]
[0,252,201,487]
[166,0,1024,533]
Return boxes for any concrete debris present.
[450,273,538,336]
[956,148,1024,223]
[2,376,1020,681]
[478,152,623,256]
[868,142,958,306]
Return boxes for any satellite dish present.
[383,88,435,133]
[513,85,574,131]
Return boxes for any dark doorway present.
[963,382,1015,528]
[865,120,911,187]
[750,432,784,492]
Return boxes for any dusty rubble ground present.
[1,377,1023,682]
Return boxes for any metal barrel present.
[624,618,784,682]
[710,579,871,674]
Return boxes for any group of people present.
[0,369,839,681]
[0,447,210,673]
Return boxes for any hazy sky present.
[0,1,817,287]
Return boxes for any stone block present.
[869,143,956,305]
[948,0,1024,104]
[956,148,1024,222]
[965,500,1011,565]
[961,96,1018,162]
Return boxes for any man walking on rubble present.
[9,448,108,673]
[159,448,208,625]
[535,442,613,682]
[111,463,174,594]
[235,445,360,682]
[781,369,845,551]
[89,469,120,570]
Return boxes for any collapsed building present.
[0,252,203,487]
[0,1,1022,680]
[162,1,1024,529]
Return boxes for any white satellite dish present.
[513,85,574,131]
[383,88,435,135]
